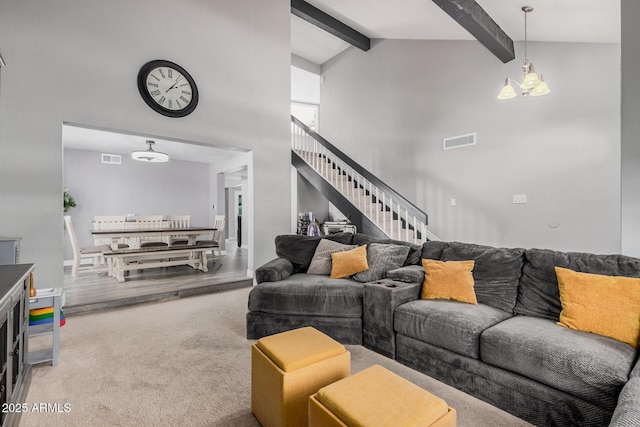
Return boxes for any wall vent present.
[101,153,122,164]
[443,133,476,150]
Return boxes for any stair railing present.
[291,116,439,243]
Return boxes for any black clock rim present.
[137,59,199,118]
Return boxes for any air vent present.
[101,153,122,165]
[443,133,476,150]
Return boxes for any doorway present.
[61,123,253,310]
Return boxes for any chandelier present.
[131,140,169,162]
[497,6,550,100]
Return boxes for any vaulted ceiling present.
[291,0,621,65]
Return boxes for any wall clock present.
[137,59,199,118]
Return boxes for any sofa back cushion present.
[440,242,525,313]
[515,248,640,321]
[421,241,449,261]
[275,233,355,273]
[352,233,421,265]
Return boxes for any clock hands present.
[165,75,182,93]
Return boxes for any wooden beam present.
[432,0,515,63]
[291,0,371,52]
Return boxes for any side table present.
[27,288,63,366]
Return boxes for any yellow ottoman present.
[309,365,457,427]
[252,327,351,427]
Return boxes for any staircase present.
[291,116,439,244]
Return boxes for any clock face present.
[137,60,199,118]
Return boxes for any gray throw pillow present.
[353,243,411,283]
[307,239,357,275]
[386,265,425,283]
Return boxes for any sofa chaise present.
[246,233,640,426]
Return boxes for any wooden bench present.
[103,244,218,282]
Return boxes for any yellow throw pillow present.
[555,267,640,347]
[421,259,477,304]
[330,245,369,279]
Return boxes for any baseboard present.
[63,259,94,267]
[246,269,254,278]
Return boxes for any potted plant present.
[63,188,77,212]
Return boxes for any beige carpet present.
[21,287,532,427]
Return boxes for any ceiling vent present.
[443,133,476,150]
[101,153,122,165]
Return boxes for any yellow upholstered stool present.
[251,327,351,427]
[309,365,457,427]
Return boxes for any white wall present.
[291,66,321,104]
[0,0,291,284]
[63,148,210,258]
[320,40,621,254]
[621,0,640,257]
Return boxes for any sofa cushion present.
[441,242,525,313]
[631,360,640,379]
[307,239,357,275]
[421,241,449,261]
[421,259,477,304]
[481,316,636,409]
[514,248,640,321]
[352,243,410,282]
[394,299,511,359]
[248,274,363,318]
[275,233,355,274]
[352,233,421,266]
[386,265,425,283]
[609,377,640,427]
[556,267,640,347]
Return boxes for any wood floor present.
[62,240,252,314]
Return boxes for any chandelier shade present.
[131,140,169,162]
[497,78,517,100]
[497,7,550,100]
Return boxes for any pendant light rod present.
[522,6,532,66]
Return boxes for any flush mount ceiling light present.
[497,6,550,100]
[131,140,169,162]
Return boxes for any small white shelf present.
[27,348,53,365]
[28,287,63,366]
[29,323,53,337]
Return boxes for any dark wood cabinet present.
[0,264,32,427]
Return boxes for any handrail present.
[291,115,428,224]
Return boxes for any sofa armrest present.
[363,279,422,359]
[254,257,294,284]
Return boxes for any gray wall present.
[63,148,210,259]
[621,0,640,257]
[297,175,330,224]
[320,39,621,254]
[0,0,291,284]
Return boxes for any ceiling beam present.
[291,0,371,52]
[432,0,515,63]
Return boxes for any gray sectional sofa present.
[246,233,640,426]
